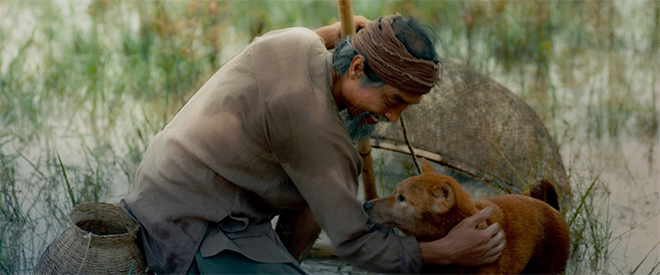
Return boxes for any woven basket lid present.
[373,58,569,198]
[34,202,147,274]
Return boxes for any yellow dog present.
[363,159,570,274]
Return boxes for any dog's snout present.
[363,202,373,213]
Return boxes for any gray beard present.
[340,110,378,142]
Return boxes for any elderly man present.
[121,14,504,274]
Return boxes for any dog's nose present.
[363,202,373,212]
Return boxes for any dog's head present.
[363,159,477,241]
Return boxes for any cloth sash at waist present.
[200,215,298,264]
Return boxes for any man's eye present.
[382,95,397,107]
[386,99,398,107]
[397,194,406,202]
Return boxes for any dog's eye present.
[397,194,406,202]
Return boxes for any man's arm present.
[276,208,322,263]
[273,15,369,264]
[314,16,370,49]
[419,207,506,265]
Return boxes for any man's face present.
[341,82,422,141]
[336,55,424,141]
[345,80,422,120]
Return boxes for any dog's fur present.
[363,159,570,274]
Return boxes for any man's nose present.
[384,108,403,122]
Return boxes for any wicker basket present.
[33,202,147,274]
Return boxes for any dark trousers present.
[187,250,306,274]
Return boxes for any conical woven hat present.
[374,58,569,199]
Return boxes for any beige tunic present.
[122,27,421,274]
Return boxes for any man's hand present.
[419,206,506,266]
[315,15,370,49]
[351,15,371,32]
[275,208,322,263]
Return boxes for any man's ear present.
[421,158,436,174]
[349,55,364,79]
[431,183,454,214]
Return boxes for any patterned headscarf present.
[352,14,441,94]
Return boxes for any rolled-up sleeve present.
[333,220,422,273]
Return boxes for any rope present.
[77,232,92,275]
[400,114,421,174]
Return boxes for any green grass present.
[1,1,659,274]
[565,173,611,273]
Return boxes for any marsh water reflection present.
[1,1,658,274]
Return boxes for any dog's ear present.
[421,158,436,174]
[431,183,454,213]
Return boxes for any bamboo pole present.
[359,140,378,201]
[337,0,356,37]
[336,0,378,201]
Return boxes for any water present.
[2,1,659,274]
[572,138,659,273]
